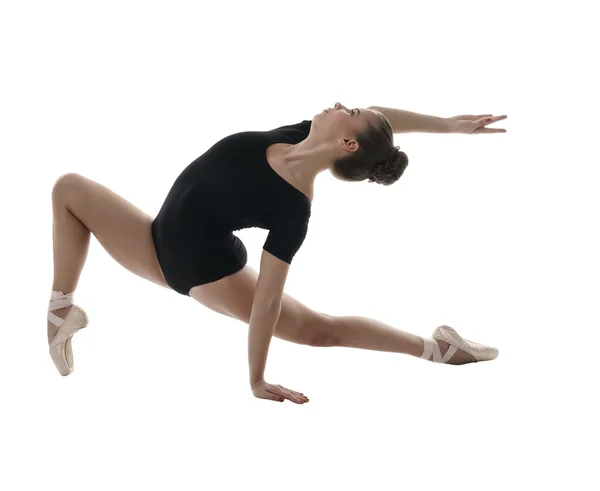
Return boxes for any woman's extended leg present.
[319,315,477,364]
[48,173,170,372]
[188,266,477,365]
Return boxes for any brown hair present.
[331,113,408,186]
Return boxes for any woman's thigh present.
[52,173,169,289]
[188,266,336,346]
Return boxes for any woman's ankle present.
[421,337,477,365]
[434,339,477,365]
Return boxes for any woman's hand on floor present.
[251,380,309,404]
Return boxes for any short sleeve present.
[268,120,312,145]
[263,214,309,264]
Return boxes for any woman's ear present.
[340,138,359,152]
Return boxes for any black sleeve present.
[263,212,309,264]
[268,120,312,144]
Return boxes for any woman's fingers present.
[474,114,507,121]
[473,115,508,133]
[451,114,492,120]
[279,385,305,398]
[271,386,309,404]
[280,390,307,404]
[268,389,293,403]
[287,391,309,403]
[283,388,309,401]
[473,124,507,133]
[252,381,309,403]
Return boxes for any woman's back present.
[151,119,313,295]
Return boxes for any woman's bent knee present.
[52,173,84,202]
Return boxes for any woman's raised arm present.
[369,105,507,134]
[368,105,453,133]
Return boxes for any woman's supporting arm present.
[248,300,283,386]
[368,106,455,134]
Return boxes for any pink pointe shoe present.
[421,325,499,363]
[48,290,89,376]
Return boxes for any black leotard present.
[151,119,312,296]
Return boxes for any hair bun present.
[368,146,409,186]
[389,146,400,160]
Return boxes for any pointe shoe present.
[48,290,89,376]
[432,325,499,362]
[420,337,458,363]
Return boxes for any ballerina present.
[47,102,507,405]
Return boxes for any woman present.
[47,102,507,403]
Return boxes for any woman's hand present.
[251,379,309,404]
[448,114,507,134]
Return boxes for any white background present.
[1,0,598,489]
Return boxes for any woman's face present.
[311,102,381,181]
[312,102,379,145]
